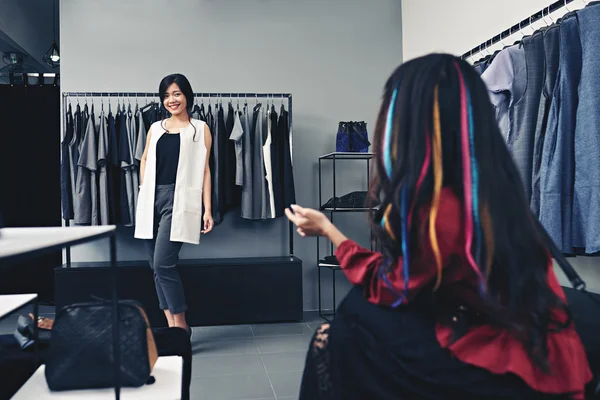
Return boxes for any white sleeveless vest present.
[134,119,207,244]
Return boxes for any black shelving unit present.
[317,152,374,322]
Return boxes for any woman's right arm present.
[140,127,153,185]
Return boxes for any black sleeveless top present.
[156,133,180,185]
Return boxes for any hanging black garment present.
[217,104,228,217]
[270,106,283,217]
[199,103,207,122]
[278,107,296,209]
[82,104,89,136]
[208,105,223,224]
[117,109,132,226]
[107,111,121,224]
[142,103,158,132]
[224,102,240,209]
[69,105,82,221]
[61,104,74,220]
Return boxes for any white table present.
[0,226,116,262]
[12,356,183,399]
[0,294,37,320]
[0,226,124,397]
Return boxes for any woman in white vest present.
[135,73,213,336]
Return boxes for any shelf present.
[12,356,183,399]
[318,262,341,270]
[320,206,379,212]
[0,226,116,263]
[319,152,374,160]
[0,294,37,320]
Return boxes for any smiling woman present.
[134,73,214,338]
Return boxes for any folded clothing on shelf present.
[322,191,379,209]
[324,255,340,265]
[319,256,341,269]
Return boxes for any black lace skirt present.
[299,286,567,400]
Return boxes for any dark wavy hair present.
[159,73,198,141]
[369,53,570,371]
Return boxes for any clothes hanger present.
[564,0,571,12]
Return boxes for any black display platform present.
[55,257,303,327]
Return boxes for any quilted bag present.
[44,299,158,391]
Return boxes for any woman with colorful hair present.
[286,54,592,399]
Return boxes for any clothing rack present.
[461,0,577,60]
[61,91,295,264]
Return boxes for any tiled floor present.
[0,305,324,400]
[190,320,319,400]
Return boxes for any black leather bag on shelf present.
[44,299,158,391]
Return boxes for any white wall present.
[401,0,600,293]
[402,0,586,61]
[60,0,403,310]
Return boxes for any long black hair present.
[158,73,198,140]
[369,53,570,371]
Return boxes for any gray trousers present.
[144,184,186,314]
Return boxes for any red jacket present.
[335,188,592,399]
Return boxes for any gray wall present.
[60,0,403,310]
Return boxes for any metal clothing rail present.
[461,0,577,60]
[64,92,291,98]
[61,91,295,258]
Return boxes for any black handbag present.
[44,299,158,391]
[336,121,370,153]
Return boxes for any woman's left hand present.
[202,213,214,234]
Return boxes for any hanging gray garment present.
[97,110,109,225]
[539,14,581,254]
[481,45,526,141]
[252,105,267,220]
[75,112,99,225]
[572,4,600,252]
[531,26,561,218]
[134,109,147,163]
[508,32,545,204]
[241,105,254,219]
[230,111,244,186]
[122,112,135,226]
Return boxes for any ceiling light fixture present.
[43,0,60,68]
